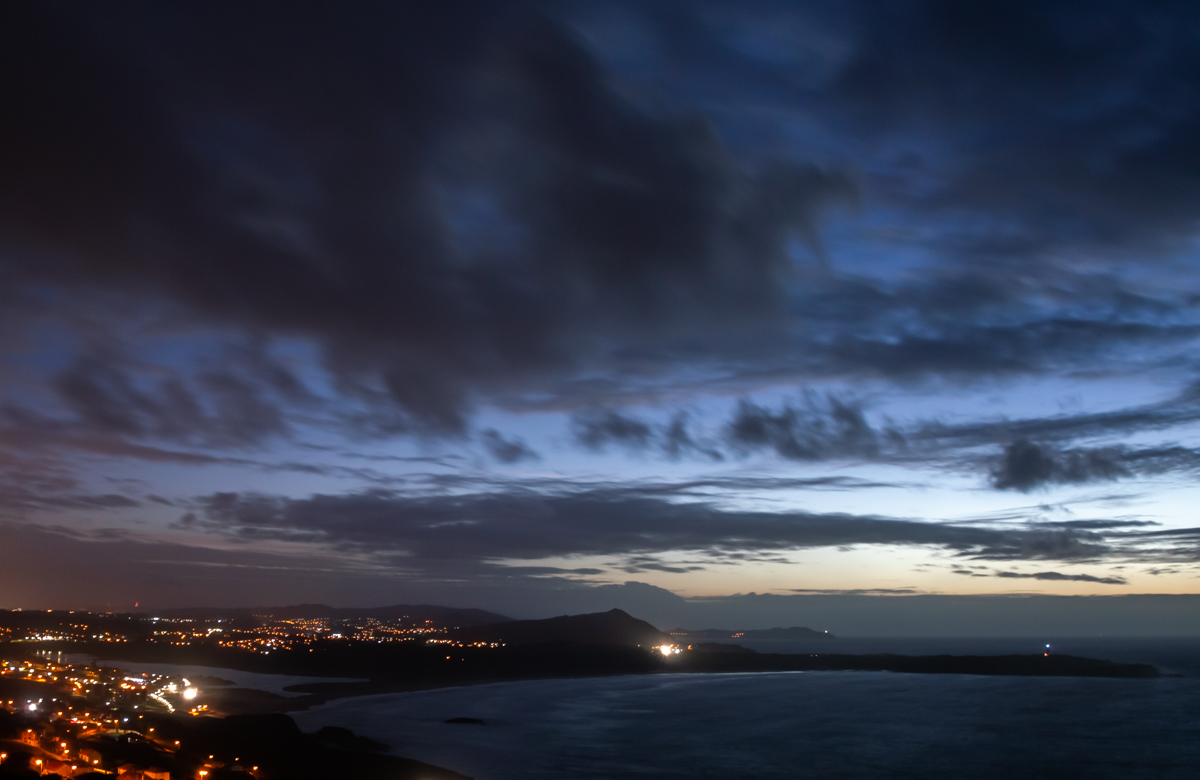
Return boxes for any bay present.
[293,667,1200,779]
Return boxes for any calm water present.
[292,639,1200,780]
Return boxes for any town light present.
[183,687,198,700]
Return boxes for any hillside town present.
[0,607,508,778]
[0,654,220,778]
[0,609,502,657]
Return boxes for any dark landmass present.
[0,677,61,704]
[445,717,486,725]
[691,642,757,654]
[2,608,1161,721]
[449,608,669,647]
[157,603,512,626]
[199,685,294,716]
[672,651,1159,678]
[188,674,236,687]
[312,725,387,752]
[672,626,835,640]
[0,712,469,780]
[43,639,1154,715]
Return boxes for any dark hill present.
[144,713,469,779]
[451,609,670,647]
[158,604,512,626]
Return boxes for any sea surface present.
[292,637,1200,780]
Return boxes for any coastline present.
[25,641,1162,715]
[273,650,1160,713]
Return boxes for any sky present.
[3,0,1200,632]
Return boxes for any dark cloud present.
[846,0,1200,256]
[572,409,654,451]
[966,527,1111,562]
[0,521,1190,633]
[0,521,459,610]
[647,0,1200,258]
[726,394,896,461]
[189,483,1119,565]
[662,412,724,461]
[2,0,1200,610]
[992,439,1128,491]
[994,570,1126,586]
[991,438,1200,491]
[923,386,1200,450]
[572,408,724,460]
[52,355,288,446]
[480,428,541,463]
[2,0,1198,454]
[0,0,856,436]
[1040,519,1160,530]
[808,320,1200,383]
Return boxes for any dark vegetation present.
[0,713,468,780]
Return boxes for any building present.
[79,748,103,767]
[43,759,80,777]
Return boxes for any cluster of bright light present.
[657,645,682,656]
[426,638,505,648]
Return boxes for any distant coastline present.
[287,648,1160,708]
[4,606,1160,716]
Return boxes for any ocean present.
[291,637,1200,780]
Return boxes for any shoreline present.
[16,643,1162,716]
[276,650,1162,713]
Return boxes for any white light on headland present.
[183,687,198,700]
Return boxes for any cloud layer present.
[2,0,1200,609]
